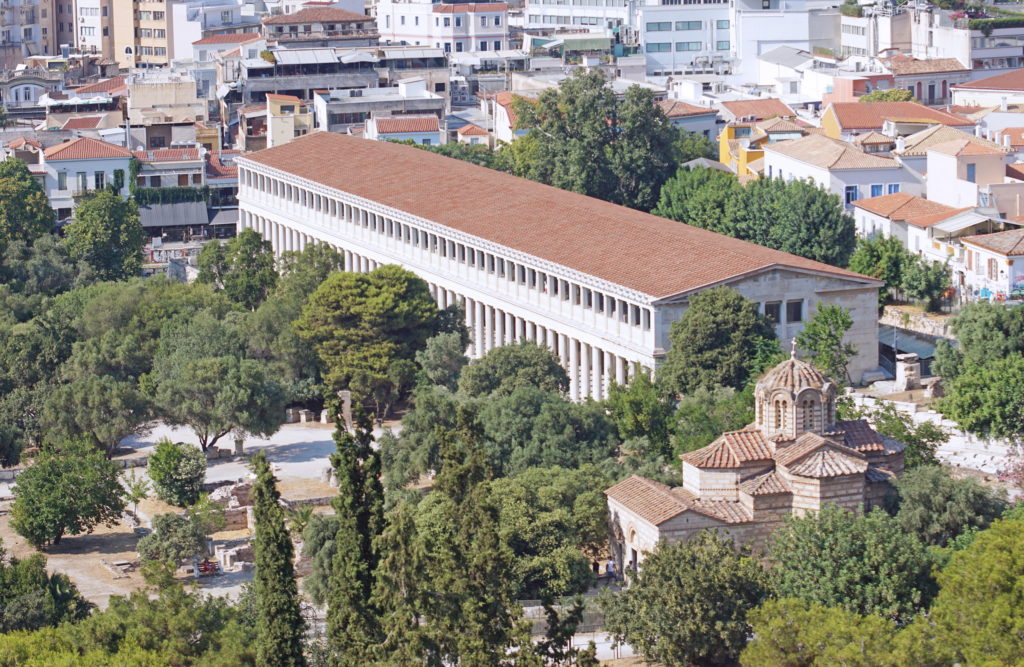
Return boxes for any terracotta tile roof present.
[658,99,714,118]
[680,430,775,468]
[854,131,893,145]
[132,147,201,162]
[433,3,508,12]
[61,115,105,130]
[775,433,868,478]
[720,98,794,121]
[43,137,130,161]
[206,151,239,179]
[457,123,488,136]
[239,104,267,116]
[904,206,973,229]
[929,138,1006,156]
[829,102,973,130]
[266,93,302,102]
[998,127,1024,148]
[739,470,791,496]
[373,116,439,134]
[241,134,880,298]
[756,357,830,395]
[946,105,988,116]
[835,419,887,453]
[954,68,1024,92]
[263,7,367,23]
[7,137,41,149]
[961,228,1024,256]
[866,465,897,483]
[193,32,261,45]
[884,56,968,76]
[74,76,127,96]
[1007,163,1024,181]
[688,498,752,524]
[852,192,959,224]
[757,117,806,133]
[605,476,690,525]
[765,134,898,170]
[895,124,1005,156]
[494,91,525,127]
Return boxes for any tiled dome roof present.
[756,355,829,395]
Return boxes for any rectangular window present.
[646,42,671,52]
[479,40,487,50]
[675,20,701,30]
[966,163,976,183]
[676,41,701,51]
[647,21,672,31]
[444,17,450,26]
[77,172,87,191]
[988,258,998,281]
[455,16,462,27]
[494,16,500,25]
[716,40,729,50]
[844,185,858,204]
[494,40,501,50]
[401,15,405,24]
[887,184,900,194]
[870,184,883,198]
[94,171,105,189]
[786,300,803,323]
[764,301,781,324]
[57,171,67,190]
[716,19,729,29]
[480,16,488,26]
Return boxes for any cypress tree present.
[326,413,385,662]
[251,450,307,666]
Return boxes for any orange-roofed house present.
[718,116,807,177]
[490,91,530,144]
[456,123,490,147]
[37,137,132,221]
[365,115,442,145]
[375,0,510,55]
[925,138,1024,218]
[821,101,974,141]
[952,69,1024,108]
[719,98,795,122]
[657,99,718,138]
[961,228,1024,299]
[606,354,905,566]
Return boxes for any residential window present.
[401,15,405,24]
[676,41,701,51]
[716,40,729,50]
[870,184,883,198]
[444,17,450,26]
[456,41,464,52]
[675,20,701,29]
[493,40,501,50]
[94,171,105,189]
[716,19,729,29]
[455,16,462,27]
[494,16,501,26]
[77,172,87,191]
[764,301,781,324]
[646,42,670,52]
[57,171,67,190]
[221,10,231,22]
[416,16,419,25]
[786,300,803,323]
[966,163,976,183]
[844,185,858,204]
[647,21,672,31]
[887,184,900,194]
[988,258,998,281]
[481,16,488,26]
[479,40,487,50]
[422,138,432,145]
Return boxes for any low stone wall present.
[880,306,953,340]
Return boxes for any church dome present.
[755,356,830,396]
[753,344,837,441]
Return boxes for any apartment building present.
[0,0,60,68]
[376,0,509,53]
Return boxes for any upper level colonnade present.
[236,164,658,401]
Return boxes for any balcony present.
[270,28,378,42]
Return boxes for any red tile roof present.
[680,430,775,468]
[433,3,508,12]
[999,127,1024,148]
[828,102,973,130]
[43,137,131,161]
[206,151,239,179]
[193,32,261,45]
[836,419,894,454]
[266,93,302,102]
[241,134,880,298]
[658,99,715,118]
[852,192,960,225]
[457,123,488,136]
[1008,163,1024,181]
[132,148,201,162]
[962,228,1024,256]
[374,116,439,134]
[929,138,1006,156]
[74,76,127,96]
[605,476,690,525]
[720,98,794,121]
[7,137,41,149]
[884,56,968,76]
[494,91,526,127]
[953,68,1024,92]
[61,115,105,130]
[774,433,868,478]
[263,7,367,23]
[739,470,791,496]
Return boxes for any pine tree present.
[326,413,385,662]
[251,451,307,666]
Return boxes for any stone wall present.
[879,305,953,339]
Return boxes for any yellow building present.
[109,0,173,68]
[266,94,314,148]
[719,117,807,177]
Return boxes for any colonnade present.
[241,211,639,401]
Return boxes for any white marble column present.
[581,343,591,399]
[485,306,495,353]
[604,351,615,395]
[496,309,505,347]
[568,338,580,401]
[504,312,514,345]
[592,347,604,401]
[474,300,485,357]
[516,317,526,342]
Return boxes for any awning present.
[138,201,209,229]
[274,49,339,65]
[878,325,938,359]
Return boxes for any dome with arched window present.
[753,352,836,442]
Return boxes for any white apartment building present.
[639,0,732,76]
[910,6,1024,74]
[730,0,839,83]
[236,132,884,398]
[524,0,630,36]
[376,0,509,52]
[75,0,109,54]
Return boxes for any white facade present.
[763,149,916,207]
[639,2,732,76]
[41,154,132,218]
[961,237,1024,298]
[376,0,509,52]
[76,0,108,54]
[910,7,1023,74]
[730,0,839,84]
[236,137,883,395]
[524,0,630,37]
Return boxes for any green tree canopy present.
[860,88,916,102]
[672,384,755,456]
[0,157,55,250]
[63,190,145,281]
[796,303,857,383]
[768,505,935,624]
[940,353,1024,440]
[197,228,278,310]
[605,372,675,458]
[848,234,912,305]
[415,331,469,391]
[602,531,771,666]
[932,300,1024,380]
[888,465,1007,547]
[137,512,208,563]
[901,257,950,312]
[458,341,569,397]
[147,439,207,506]
[11,440,126,547]
[0,540,93,633]
[658,286,777,396]
[41,375,151,456]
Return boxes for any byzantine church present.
[605,351,906,569]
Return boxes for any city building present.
[657,99,718,137]
[311,77,446,134]
[961,228,1024,298]
[266,93,313,147]
[820,101,974,141]
[951,69,1024,109]
[882,55,969,106]
[718,97,794,122]
[851,192,984,264]
[127,70,208,150]
[605,352,905,565]
[637,0,732,77]
[376,0,510,54]
[0,0,59,68]
[38,136,132,221]
[236,132,883,401]
[132,146,205,188]
[260,6,378,49]
[718,116,806,177]
[909,5,1024,74]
